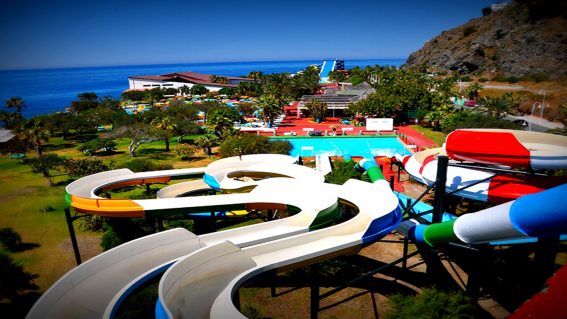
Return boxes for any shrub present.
[325,160,366,185]
[63,158,112,178]
[171,143,197,160]
[386,288,477,318]
[463,26,478,37]
[440,110,522,133]
[218,135,292,157]
[122,159,172,172]
[77,138,117,155]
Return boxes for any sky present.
[0,0,497,70]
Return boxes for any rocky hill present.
[404,0,567,79]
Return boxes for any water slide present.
[406,183,567,247]
[157,159,401,318]
[319,59,337,83]
[27,155,342,319]
[395,129,567,203]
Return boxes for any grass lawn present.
[410,125,447,146]
[0,134,215,294]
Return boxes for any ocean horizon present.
[0,58,405,119]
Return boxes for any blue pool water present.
[273,136,411,158]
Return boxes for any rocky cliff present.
[404,0,567,79]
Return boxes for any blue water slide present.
[319,60,336,83]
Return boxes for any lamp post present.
[539,90,546,118]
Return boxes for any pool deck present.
[261,114,438,195]
[266,114,438,150]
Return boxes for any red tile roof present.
[129,71,253,88]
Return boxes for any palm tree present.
[6,97,26,114]
[256,94,281,128]
[466,82,484,100]
[16,119,50,157]
[195,134,219,157]
[151,116,176,151]
[479,94,517,119]
[179,85,191,97]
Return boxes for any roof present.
[0,129,15,143]
[129,71,253,88]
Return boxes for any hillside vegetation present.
[404,0,567,79]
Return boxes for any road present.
[505,114,564,132]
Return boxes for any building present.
[127,71,254,92]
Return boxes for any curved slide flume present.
[407,183,567,247]
[27,155,340,319]
[157,160,402,318]
[397,130,567,203]
[445,129,567,170]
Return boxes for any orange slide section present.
[70,195,145,217]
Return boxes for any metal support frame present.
[64,207,83,265]
[432,155,448,223]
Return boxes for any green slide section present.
[423,220,457,246]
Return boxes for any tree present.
[256,94,282,127]
[218,87,237,97]
[304,100,328,122]
[144,88,163,108]
[23,153,65,186]
[151,116,176,151]
[15,119,50,157]
[195,134,219,157]
[328,70,348,87]
[63,158,112,178]
[77,138,117,155]
[218,135,292,157]
[171,143,197,160]
[108,124,156,157]
[6,97,26,114]
[190,84,209,95]
[440,109,521,133]
[209,75,228,84]
[247,71,264,80]
[479,93,518,119]
[69,92,99,113]
[288,65,321,98]
[466,82,483,100]
[207,106,242,135]
[179,85,191,97]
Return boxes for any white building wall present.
[128,78,228,92]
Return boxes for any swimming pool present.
[271,136,412,158]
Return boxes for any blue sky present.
[0,0,496,70]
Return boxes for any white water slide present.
[158,178,401,318]
[28,155,401,318]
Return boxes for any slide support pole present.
[64,207,82,265]
[432,156,448,224]
[310,263,320,319]
[534,236,560,285]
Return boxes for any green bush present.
[122,159,173,172]
[462,26,477,37]
[325,160,365,185]
[440,110,522,133]
[218,135,292,157]
[77,138,117,155]
[386,288,476,319]
[171,143,197,160]
[63,158,112,178]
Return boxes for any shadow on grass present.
[43,143,76,152]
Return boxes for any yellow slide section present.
[70,195,145,217]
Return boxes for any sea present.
[0,59,405,119]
